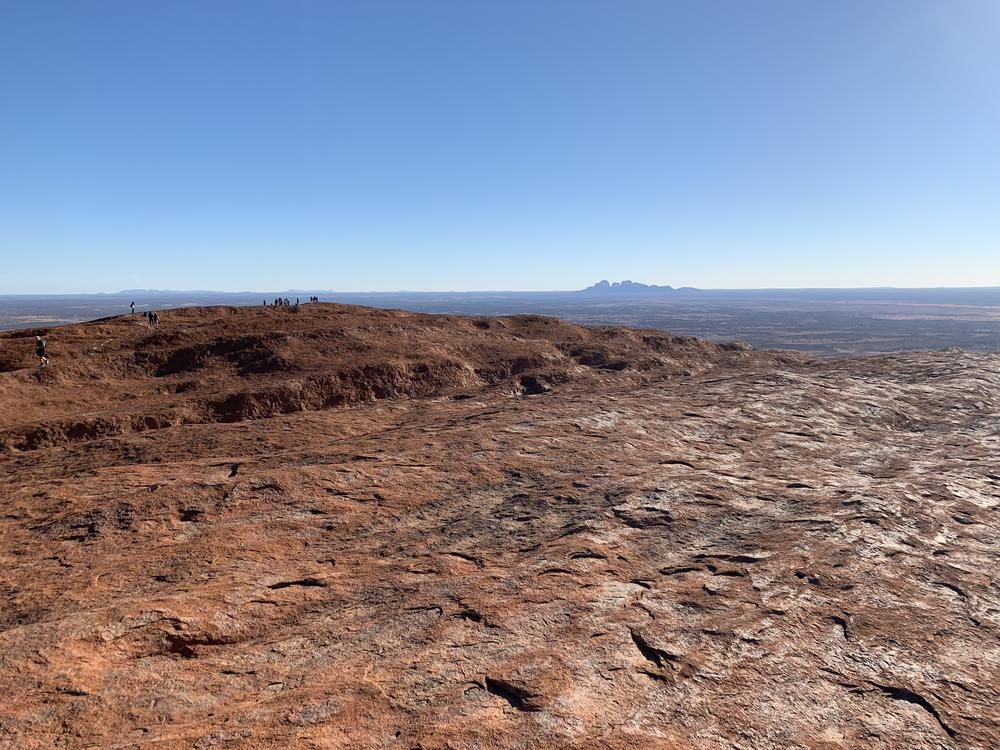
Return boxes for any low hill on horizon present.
[582,279,690,293]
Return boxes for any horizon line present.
[2,284,1000,296]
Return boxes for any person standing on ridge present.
[130,301,135,314]
[35,336,48,367]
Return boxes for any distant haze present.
[3,286,1000,355]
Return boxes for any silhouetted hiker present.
[263,299,267,306]
[296,297,300,306]
[130,301,135,314]
[35,336,48,367]
[284,297,290,306]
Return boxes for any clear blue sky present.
[1,1,998,293]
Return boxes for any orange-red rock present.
[0,304,996,749]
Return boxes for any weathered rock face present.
[0,304,997,750]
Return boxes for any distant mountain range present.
[581,280,697,293]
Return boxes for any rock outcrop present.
[0,304,996,749]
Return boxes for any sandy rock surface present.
[0,304,997,749]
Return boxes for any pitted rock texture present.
[0,305,997,750]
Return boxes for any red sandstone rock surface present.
[0,304,997,749]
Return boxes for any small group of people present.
[31,301,163,370]
[130,301,159,325]
[263,296,319,306]
[265,297,300,307]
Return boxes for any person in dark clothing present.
[130,301,135,314]
[35,336,48,367]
